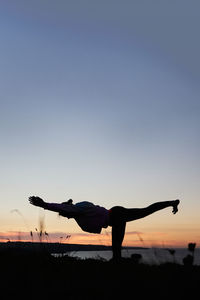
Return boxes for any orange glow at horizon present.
[0,230,198,248]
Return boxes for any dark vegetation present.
[0,241,113,253]
[1,244,200,300]
[0,241,147,254]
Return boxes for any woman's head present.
[62,199,73,205]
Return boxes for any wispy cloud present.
[0,230,142,245]
[0,230,193,247]
[0,230,111,244]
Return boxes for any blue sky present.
[0,1,200,245]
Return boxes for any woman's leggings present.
[109,201,175,260]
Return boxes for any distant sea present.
[54,248,200,265]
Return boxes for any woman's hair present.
[62,199,73,205]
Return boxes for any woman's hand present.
[29,196,46,208]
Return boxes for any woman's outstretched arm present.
[29,196,66,213]
[28,196,83,218]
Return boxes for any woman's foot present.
[172,199,180,214]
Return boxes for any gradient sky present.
[0,1,200,247]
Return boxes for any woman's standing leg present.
[109,206,128,260]
[112,222,126,261]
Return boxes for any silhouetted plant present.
[166,248,176,263]
[188,243,196,253]
[18,231,21,242]
[38,214,45,243]
[30,231,33,243]
[183,254,193,266]
[183,242,196,266]
[131,253,142,264]
[35,228,39,241]
[168,249,175,256]
[44,231,50,243]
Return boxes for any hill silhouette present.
[0,245,199,299]
[0,241,147,254]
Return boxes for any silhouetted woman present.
[28,196,180,260]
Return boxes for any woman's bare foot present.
[172,199,180,214]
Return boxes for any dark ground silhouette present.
[1,248,200,300]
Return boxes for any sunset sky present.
[0,1,200,248]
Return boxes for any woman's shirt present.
[45,201,109,234]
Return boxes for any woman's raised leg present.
[124,200,180,222]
